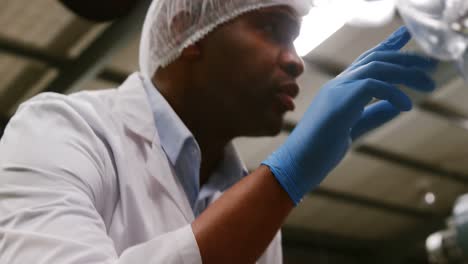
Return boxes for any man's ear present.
[171,11,202,61]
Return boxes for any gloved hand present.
[262,26,438,205]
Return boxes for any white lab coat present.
[0,73,282,264]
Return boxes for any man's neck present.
[153,73,233,186]
[193,131,231,186]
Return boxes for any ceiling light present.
[424,192,436,205]
[294,5,346,57]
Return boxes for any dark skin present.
[153,5,304,263]
[155,6,304,185]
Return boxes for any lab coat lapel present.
[115,73,194,222]
[146,146,195,222]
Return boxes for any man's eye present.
[263,24,294,44]
[264,24,285,40]
[263,24,276,34]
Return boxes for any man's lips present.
[275,83,299,111]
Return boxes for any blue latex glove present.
[262,26,438,205]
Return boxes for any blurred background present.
[1,0,468,263]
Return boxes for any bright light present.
[424,192,436,205]
[426,232,442,251]
[294,0,397,57]
[294,5,346,57]
[346,0,396,27]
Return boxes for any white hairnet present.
[139,0,313,79]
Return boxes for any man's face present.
[190,5,305,137]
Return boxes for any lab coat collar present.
[115,73,195,221]
[115,73,159,144]
[141,75,249,207]
[140,75,195,167]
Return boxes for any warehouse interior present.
[1,0,468,263]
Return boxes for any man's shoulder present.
[20,87,120,119]
[6,89,122,143]
[9,73,153,142]
[22,88,118,113]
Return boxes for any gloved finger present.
[349,61,436,92]
[350,101,401,140]
[349,51,438,72]
[352,78,412,111]
[353,26,411,64]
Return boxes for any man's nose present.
[279,48,305,78]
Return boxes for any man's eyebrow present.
[258,8,301,34]
[258,8,301,26]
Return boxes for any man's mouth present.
[275,83,299,111]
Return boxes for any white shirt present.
[0,73,282,264]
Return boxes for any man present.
[0,0,436,263]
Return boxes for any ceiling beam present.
[41,0,151,94]
[356,145,468,185]
[0,19,95,114]
[311,187,443,219]
[282,226,382,263]
[303,56,346,77]
[0,36,67,66]
[282,226,382,251]
[0,36,130,86]
[98,68,128,84]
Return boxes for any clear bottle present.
[397,0,467,61]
